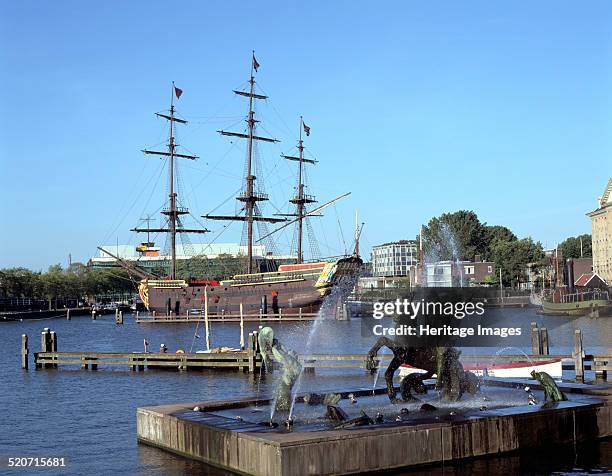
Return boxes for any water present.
[0,308,610,475]
[214,385,556,432]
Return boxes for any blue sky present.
[1,1,610,270]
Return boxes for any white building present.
[371,240,418,277]
[90,243,296,272]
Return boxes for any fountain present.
[137,359,610,475]
[136,229,611,474]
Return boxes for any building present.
[571,258,594,280]
[425,261,455,287]
[463,255,496,285]
[424,257,496,287]
[587,178,612,284]
[371,240,418,277]
[90,242,296,276]
[574,272,607,290]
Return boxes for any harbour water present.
[0,308,610,475]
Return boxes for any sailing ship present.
[101,54,362,317]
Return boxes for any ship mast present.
[281,117,317,263]
[206,53,285,274]
[133,82,209,280]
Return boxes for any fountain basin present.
[137,380,611,475]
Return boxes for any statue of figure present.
[258,327,302,411]
[366,336,478,402]
[530,370,567,402]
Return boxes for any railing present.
[561,290,610,303]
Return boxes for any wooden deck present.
[22,327,610,380]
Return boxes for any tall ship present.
[101,54,362,317]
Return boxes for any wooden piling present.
[178,356,187,372]
[247,333,254,373]
[247,331,261,374]
[21,334,28,370]
[41,329,49,352]
[304,359,315,373]
[50,331,57,368]
[540,328,549,355]
[91,310,96,320]
[595,357,608,381]
[239,303,245,350]
[530,322,541,355]
[573,329,584,381]
[116,311,124,325]
[40,329,49,369]
[66,309,71,320]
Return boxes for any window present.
[488,266,493,273]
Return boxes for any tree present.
[485,225,516,245]
[489,238,544,287]
[0,268,42,298]
[41,264,67,305]
[422,210,487,261]
[559,234,592,259]
[0,263,138,304]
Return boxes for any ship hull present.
[541,299,612,316]
[140,257,362,317]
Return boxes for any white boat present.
[399,357,563,379]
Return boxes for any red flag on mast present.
[252,54,260,72]
[174,85,183,99]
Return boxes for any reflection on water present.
[397,438,611,476]
[0,307,609,475]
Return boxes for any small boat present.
[399,357,563,379]
[541,288,611,317]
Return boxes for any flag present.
[303,121,311,136]
[252,54,260,72]
[143,339,149,346]
[174,85,183,99]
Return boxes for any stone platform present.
[137,381,611,475]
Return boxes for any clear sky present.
[1,1,610,270]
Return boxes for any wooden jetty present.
[22,328,610,380]
[29,329,264,373]
[1,307,92,321]
[134,309,320,323]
